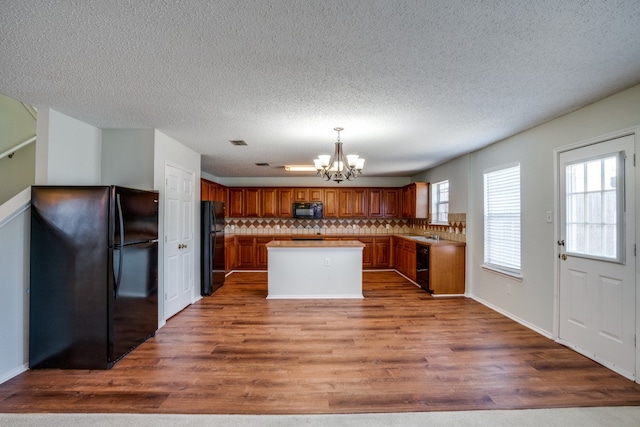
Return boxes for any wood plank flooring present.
[2,271,640,414]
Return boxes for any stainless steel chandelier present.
[313,127,365,183]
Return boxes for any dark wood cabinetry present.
[277,188,294,217]
[323,188,339,218]
[227,188,244,217]
[201,179,427,219]
[261,188,278,218]
[293,188,324,202]
[369,188,401,218]
[402,183,429,218]
[393,237,416,281]
[338,188,368,218]
[224,236,237,272]
[201,179,227,202]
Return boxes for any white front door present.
[164,163,195,320]
[558,134,636,378]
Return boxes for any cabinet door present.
[255,237,272,268]
[213,182,227,202]
[293,188,308,201]
[374,237,391,267]
[237,237,255,268]
[368,189,383,217]
[224,236,237,272]
[352,188,368,217]
[323,189,339,218]
[309,188,324,202]
[244,188,261,217]
[227,188,244,217]
[277,188,294,217]
[383,189,400,218]
[402,185,416,218]
[338,189,352,217]
[200,179,211,201]
[261,188,278,218]
[359,237,374,268]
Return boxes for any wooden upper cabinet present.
[201,178,228,203]
[293,187,324,202]
[368,189,383,217]
[338,189,352,217]
[402,182,429,219]
[227,188,244,217]
[244,188,261,217]
[293,188,309,201]
[323,188,339,218]
[338,188,367,217]
[277,188,293,217]
[261,188,278,218]
[200,179,212,201]
[309,188,324,202]
[352,188,368,217]
[383,188,400,217]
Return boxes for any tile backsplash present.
[225,213,466,242]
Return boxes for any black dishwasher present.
[416,243,430,292]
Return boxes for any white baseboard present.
[0,363,28,385]
[470,294,554,340]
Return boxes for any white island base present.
[266,240,365,299]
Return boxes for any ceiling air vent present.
[255,163,270,166]
[229,140,247,146]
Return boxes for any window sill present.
[481,264,523,281]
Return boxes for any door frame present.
[553,125,639,382]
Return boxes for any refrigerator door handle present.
[114,194,125,299]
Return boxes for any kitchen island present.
[265,240,365,299]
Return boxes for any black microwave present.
[293,202,323,219]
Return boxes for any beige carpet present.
[2,407,640,427]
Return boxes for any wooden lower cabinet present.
[392,237,416,281]
[428,243,465,295]
[373,237,391,267]
[237,237,255,268]
[224,236,237,272]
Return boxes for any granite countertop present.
[227,233,465,246]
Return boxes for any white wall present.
[35,109,102,185]
[153,130,201,327]
[102,129,155,190]
[421,84,640,336]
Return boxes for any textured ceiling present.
[1,1,639,178]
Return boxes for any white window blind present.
[484,164,521,275]
[431,180,449,224]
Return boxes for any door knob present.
[561,254,567,261]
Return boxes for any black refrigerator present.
[201,201,225,295]
[29,186,159,369]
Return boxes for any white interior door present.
[558,134,636,379]
[164,163,195,320]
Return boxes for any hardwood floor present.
[2,271,640,414]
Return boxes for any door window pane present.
[565,154,621,260]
